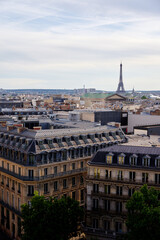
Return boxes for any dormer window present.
[38,140,45,150]
[143,155,150,167]
[130,154,138,166]
[106,153,113,164]
[155,157,160,167]
[118,153,125,164]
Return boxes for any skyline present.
[1,0,160,90]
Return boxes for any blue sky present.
[0,0,160,90]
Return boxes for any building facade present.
[85,145,160,240]
[0,124,126,239]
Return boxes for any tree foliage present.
[126,184,160,240]
[141,95,147,99]
[21,194,84,240]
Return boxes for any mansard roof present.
[98,145,160,155]
[0,124,127,154]
[89,145,160,165]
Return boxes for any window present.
[54,166,57,175]
[128,188,135,197]
[93,184,99,193]
[80,189,84,202]
[117,170,123,180]
[1,175,4,184]
[104,220,110,230]
[116,186,122,196]
[44,183,48,194]
[18,217,21,237]
[116,202,122,213]
[1,189,4,201]
[18,167,21,176]
[12,194,15,208]
[106,154,113,164]
[93,199,99,210]
[142,173,148,183]
[7,177,9,187]
[12,165,15,173]
[93,218,99,229]
[115,222,122,233]
[63,165,66,172]
[106,170,112,179]
[104,185,110,194]
[28,185,34,196]
[104,200,110,211]
[44,168,48,176]
[72,191,75,200]
[1,206,4,225]
[12,180,15,190]
[2,161,4,168]
[63,179,67,189]
[54,181,58,191]
[129,171,136,181]
[12,213,15,220]
[94,168,100,178]
[118,154,125,164]
[7,163,9,170]
[6,209,10,229]
[155,174,160,184]
[72,163,75,170]
[80,161,83,169]
[28,170,34,179]
[18,198,21,211]
[155,158,160,167]
[80,176,84,184]
[18,183,21,193]
[143,157,150,167]
[130,155,137,165]
[72,177,76,186]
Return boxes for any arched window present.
[130,154,138,166]
[118,153,125,164]
[155,156,160,167]
[142,155,150,167]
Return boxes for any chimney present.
[33,126,42,131]
[14,123,23,128]
[17,127,27,133]
[7,125,15,131]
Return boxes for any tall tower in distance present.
[116,62,125,93]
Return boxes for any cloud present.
[0,0,160,90]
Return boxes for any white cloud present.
[0,0,160,90]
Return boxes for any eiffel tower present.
[116,63,125,93]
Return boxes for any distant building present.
[74,88,96,95]
[0,100,23,109]
[105,93,126,103]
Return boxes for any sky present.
[0,0,160,90]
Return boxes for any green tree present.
[141,95,147,99]
[21,194,84,240]
[126,184,160,240]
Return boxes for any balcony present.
[0,200,21,216]
[91,191,129,201]
[82,223,124,239]
[0,167,87,182]
[39,167,87,181]
[87,175,159,187]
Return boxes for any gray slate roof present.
[98,145,160,155]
